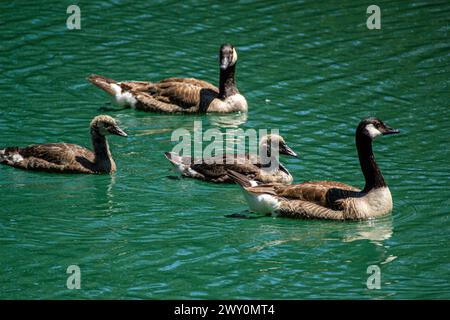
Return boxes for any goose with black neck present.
[227,118,400,220]
[88,44,247,113]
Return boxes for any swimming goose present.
[165,134,298,184]
[88,44,247,113]
[0,115,127,174]
[227,118,400,220]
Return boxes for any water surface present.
[0,0,449,299]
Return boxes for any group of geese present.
[0,44,400,220]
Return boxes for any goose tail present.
[0,147,23,165]
[227,170,281,215]
[226,170,260,188]
[88,74,137,107]
[164,152,192,175]
[87,74,119,96]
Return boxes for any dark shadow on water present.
[225,211,267,219]
[166,175,182,180]
[97,103,127,112]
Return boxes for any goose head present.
[90,115,128,137]
[259,134,298,158]
[219,43,238,70]
[358,118,400,140]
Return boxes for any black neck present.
[355,130,386,192]
[219,64,238,99]
[91,129,113,172]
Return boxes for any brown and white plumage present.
[88,44,247,113]
[164,134,298,184]
[228,118,400,220]
[0,115,127,174]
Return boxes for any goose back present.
[87,44,247,113]
[0,115,127,174]
[0,143,97,173]
[165,152,293,184]
[227,118,399,220]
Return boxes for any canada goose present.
[227,118,400,220]
[0,115,127,174]
[88,44,247,113]
[164,134,298,184]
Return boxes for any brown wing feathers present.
[268,181,360,207]
[278,200,345,220]
[89,73,220,113]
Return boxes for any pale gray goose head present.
[259,134,298,158]
[90,115,128,137]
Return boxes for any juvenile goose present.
[227,118,400,220]
[0,115,127,174]
[165,134,298,184]
[88,44,247,113]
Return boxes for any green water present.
[1,0,449,299]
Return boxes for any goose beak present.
[382,125,400,136]
[110,125,128,137]
[280,143,298,157]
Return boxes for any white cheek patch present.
[366,124,382,139]
[231,48,238,65]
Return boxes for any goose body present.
[0,115,127,174]
[88,44,247,113]
[228,118,400,220]
[165,134,298,184]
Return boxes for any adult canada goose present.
[0,115,127,174]
[88,44,247,113]
[164,134,298,184]
[227,118,400,220]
